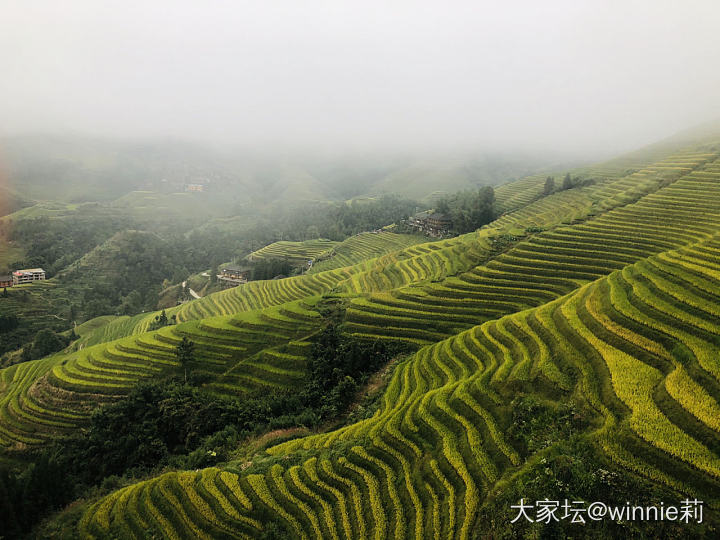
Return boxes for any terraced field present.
[4,140,720,537]
[0,281,74,354]
[74,313,149,348]
[495,151,714,230]
[0,299,324,449]
[494,174,551,215]
[308,232,425,274]
[78,233,720,538]
[248,239,338,265]
[342,151,720,344]
[493,139,717,216]
[98,232,490,341]
[339,232,490,295]
[142,268,357,331]
[77,150,717,346]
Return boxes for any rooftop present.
[13,268,45,275]
[222,265,251,273]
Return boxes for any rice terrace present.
[2,1,720,539]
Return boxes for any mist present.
[2,1,720,157]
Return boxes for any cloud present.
[1,1,719,156]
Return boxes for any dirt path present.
[182,281,202,299]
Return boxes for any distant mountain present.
[368,154,571,202]
[0,135,571,207]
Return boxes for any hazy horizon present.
[2,1,720,158]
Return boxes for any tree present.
[176,337,195,383]
[305,224,320,239]
[119,291,142,316]
[0,315,19,333]
[434,187,496,234]
[148,309,170,331]
[251,258,292,280]
[31,329,65,359]
[436,199,451,215]
[562,173,573,190]
[544,176,555,195]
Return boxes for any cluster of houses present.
[408,212,452,237]
[217,265,250,285]
[185,183,207,193]
[0,268,46,289]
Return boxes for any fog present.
[2,1,720,157]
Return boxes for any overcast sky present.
[1,1,719,156]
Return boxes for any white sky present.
[1,0,719,155]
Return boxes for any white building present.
[12,268,46,285]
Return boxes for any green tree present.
[544,176,555,195]
[149,309,170,331]
[436,199,451,215]
[0,315,19,333]
[434,187,496,234]
[31,329,65,359]
[562,172,573,190]
[176,337,195,383]
[305,224,320,239]
[251,258,292,280]
[119,291,142,316]
[0,469,21,539]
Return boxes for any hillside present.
[3,132,720,537]
[0,185,33,218]
[370,154,565,203]
[0,281,73,361]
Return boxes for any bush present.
[21,329,70,361]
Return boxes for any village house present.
[408,210,432,229]
[185,177,211,193]
[0,275,13,288]
[409,212,452,237]
[12,268,46,285]
[425,213,452,234]
[218,265,251,285]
